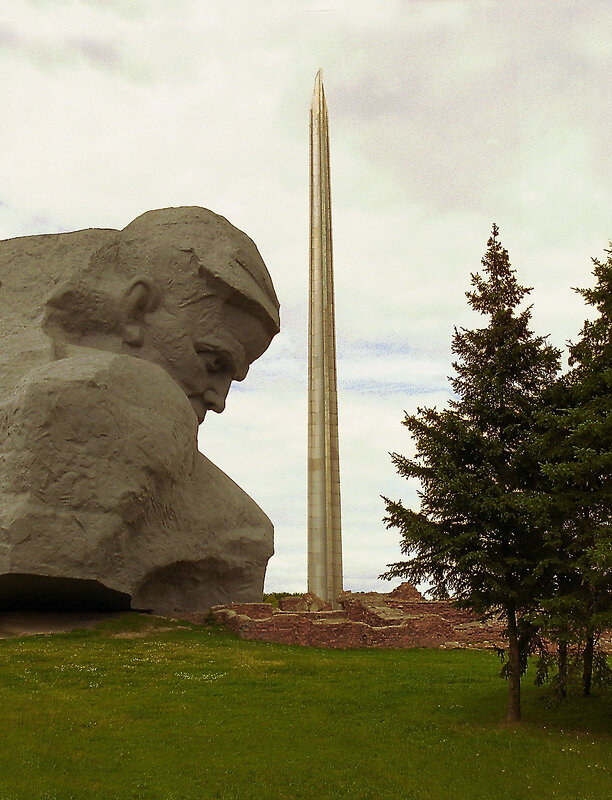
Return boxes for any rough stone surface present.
[278,592,328,612]
[0,207,279,613]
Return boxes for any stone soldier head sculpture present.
[42,206,280,424]
[0,207,279,612]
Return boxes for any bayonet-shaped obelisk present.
[308,70,343,604]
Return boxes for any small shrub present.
[263,591,303,608]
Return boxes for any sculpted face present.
[130,291,272,424]
[41,208,280,426]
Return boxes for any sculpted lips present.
[188,395,207,424]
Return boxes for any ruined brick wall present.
[175,583,611,653]
[200,585,507,650]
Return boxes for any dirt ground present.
[0,611,122,638]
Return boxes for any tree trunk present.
[557,641,567,700]
[506,605,521,722]
[583,633,594,697]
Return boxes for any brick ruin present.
[186,583,508,650]
[174,582,612,652]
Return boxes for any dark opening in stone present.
[0,574,131,611]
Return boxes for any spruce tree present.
[382,225,560,722]
[535,246,612,695]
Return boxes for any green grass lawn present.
[0,614,609,800]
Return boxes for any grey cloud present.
[324,5,609,222]
[0,24,19,48]
[0,24,121,73]
[67,36,120,69]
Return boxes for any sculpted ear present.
[121,275,160,347]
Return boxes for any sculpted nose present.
[202,389,226,414]
[200,371,233,414]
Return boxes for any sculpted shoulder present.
[0,352,197,509]
[6,350,195,433]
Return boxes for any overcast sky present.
[1,1,610,593]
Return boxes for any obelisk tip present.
[312,70,325,109]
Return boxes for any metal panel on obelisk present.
[308,70,343,604]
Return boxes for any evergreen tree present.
[534,246,612,695]
[382,225,560,722]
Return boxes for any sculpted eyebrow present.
[195,341,246,378]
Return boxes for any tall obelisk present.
[308,70,343,604]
